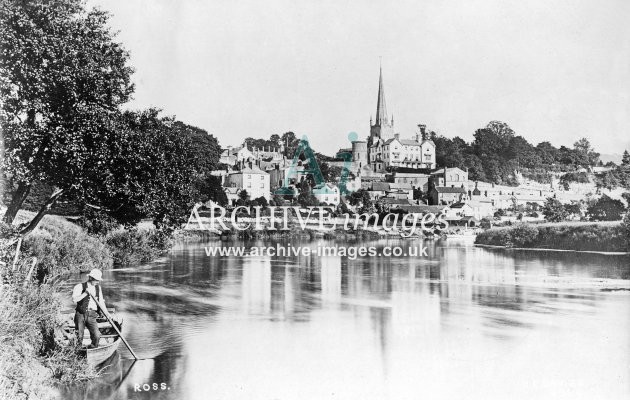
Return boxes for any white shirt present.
[72,282,106,311]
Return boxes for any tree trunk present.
[19,188,64,236]
[2,182,32,224]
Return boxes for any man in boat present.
[71,268,112,349]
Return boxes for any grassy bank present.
[475,221,630,252]
[0,213,172,399]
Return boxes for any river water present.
[58,238,630,400]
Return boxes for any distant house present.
[366,181,390,200]
[314,183,340,206]
[467,198,495,219]
[430,167,469,187]
[224,164,270,203]
[388,171,430,191]
[224,187,240,206]
[220,144,255,166]
[445,202,474,218]
[429,186,467,205]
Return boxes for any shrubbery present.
[104,228,171,266]
[0,284,97,399]
[476,222,628,252]
[22,216,112,282]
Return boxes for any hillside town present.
[207,67,628,230]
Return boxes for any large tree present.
[587,194,625,221]
[1,0,133,230]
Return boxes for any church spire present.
[375,64,388,126]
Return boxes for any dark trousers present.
[74,310,100,347]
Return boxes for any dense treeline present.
[0,0,222,237]
[432,121,600,186]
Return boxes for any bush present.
[105,228,171,266]
[508,224,539,246]
[22,216,112,281]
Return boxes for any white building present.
[369,132,436,172]
[314,183,340,206]
[224,165,270,202]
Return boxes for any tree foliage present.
[587,195,625,221]
[542,198,568,222]
[1,0,134,230]
[430,122,603,186]
[0,2,220,234]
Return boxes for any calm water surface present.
[58,239,630,400]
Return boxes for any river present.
[58,238,630,400]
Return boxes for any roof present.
[434,186,466,194]
[398,205,448,214]
[231,165,269,175]
[431,167,467,176]
[371,182,390,191]
[379,198,412,205]
[449,202,470,209]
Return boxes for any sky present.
[89,0,630,156]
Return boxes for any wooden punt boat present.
[61,309,124,366]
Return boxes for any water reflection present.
[58,239,630,400]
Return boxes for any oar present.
[87,291,139,360]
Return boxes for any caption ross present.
[134,383,170,392]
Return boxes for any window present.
[260,183,264,188]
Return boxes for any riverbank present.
[0,212,173,400]
[475,221,630,252]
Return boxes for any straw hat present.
[88,269,103,281]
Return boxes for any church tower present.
[368,65,395,146]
